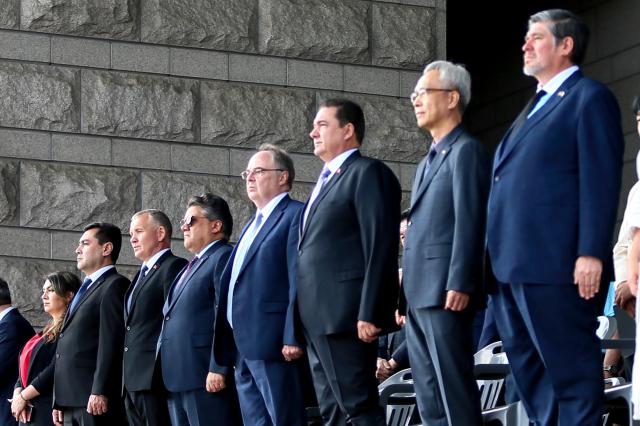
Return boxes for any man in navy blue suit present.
[0,279,34,425]
[215,144,306,425]
[486,9,624,426]
[157,194,240,426]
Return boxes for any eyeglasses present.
[240,168,284,180]
[409,87,454,103]
[179,215,208,229]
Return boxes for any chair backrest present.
[379,383,416,426]
[379,368,413,388]
[475,341,508,410]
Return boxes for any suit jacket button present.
[126,326,131,331]
[124,347,128,352]
[165,316,170,321]
[494,176,500,182]
[59,333,63,337]
[56,353,60,358]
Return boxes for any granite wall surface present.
[0,0,444,324]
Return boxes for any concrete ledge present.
[0,226,51,258]
[52,36,110,69]
[229,54,287,85]
[0,129,51,160]
[111,43,170,74]
[0,30,50,62]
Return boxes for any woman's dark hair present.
[43,271,81,342]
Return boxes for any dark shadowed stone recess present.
[81,70,198,142]
[19,162,139,231]
[258,0,370,64]
[0,0,19,29]
[141,0,257,52]
[0,63,80,132]
[141,171,254,241]
[201,82,315,153]
[0,257,78,327]
[318,93,428,162]
[21,0,138,39]
[372,4,436,69]
[0,161,18,224]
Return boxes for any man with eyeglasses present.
[214,143,306,425]
[157,194,240,426]
[402,60,489,425]
[297,98,401,425]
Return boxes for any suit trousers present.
[491,282,603,426]
[406,307,482,426]
[304,331,385,426]
[124,387,171,426]
[234,355,306,426]
[166,387,241,426]
[62,406,128,426]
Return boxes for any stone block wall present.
[0,0,444,324]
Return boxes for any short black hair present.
[187,193,234,240]
[529,9,590,66]
[319,98,366,144]
[633,95,640,115]
[0,277,11,305]
[83,222,123,263]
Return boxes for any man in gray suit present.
[402,60,489,425]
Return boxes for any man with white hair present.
[403,60,489,425]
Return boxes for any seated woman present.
[10,271,80,425]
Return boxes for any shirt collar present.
[86,265,116,284]
[0,306,16,322]
[537,65,579,95]
[256,192,288,223]
[196,239,222,259]
[325,148,358,176]
[143,248,170,272]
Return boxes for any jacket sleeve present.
[283,207,303,347]
[91,277,127,395]
[209,248,231,375]
[447,141,490,293]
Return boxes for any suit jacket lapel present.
[494,71,582,171]
[126,251,170,319]
[238,196,288,278]
[299,151,361,246]
[411,130,459,209]
[25,337,44,382]
[165,243,219,312]
[63,269,114,329]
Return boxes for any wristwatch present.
[603,364,619,375]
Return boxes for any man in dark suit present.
[297,98,401,425]
[0,278,35,425]
[402,60,489,425]
[157,194,240,426]
[486,9,624,426]
[123,209,187,426]
[52,222,130,426]
[215,144,306,425]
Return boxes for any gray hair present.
[529,9,589,66]
[424,61,471,112]
[258,143,295,189]
[132,209,173,240]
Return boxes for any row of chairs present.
[379,340,636,426]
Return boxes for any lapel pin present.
[336,168,341,174]
[153,264,159,270]
[557,91,565,97]
[441,149,447,154]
